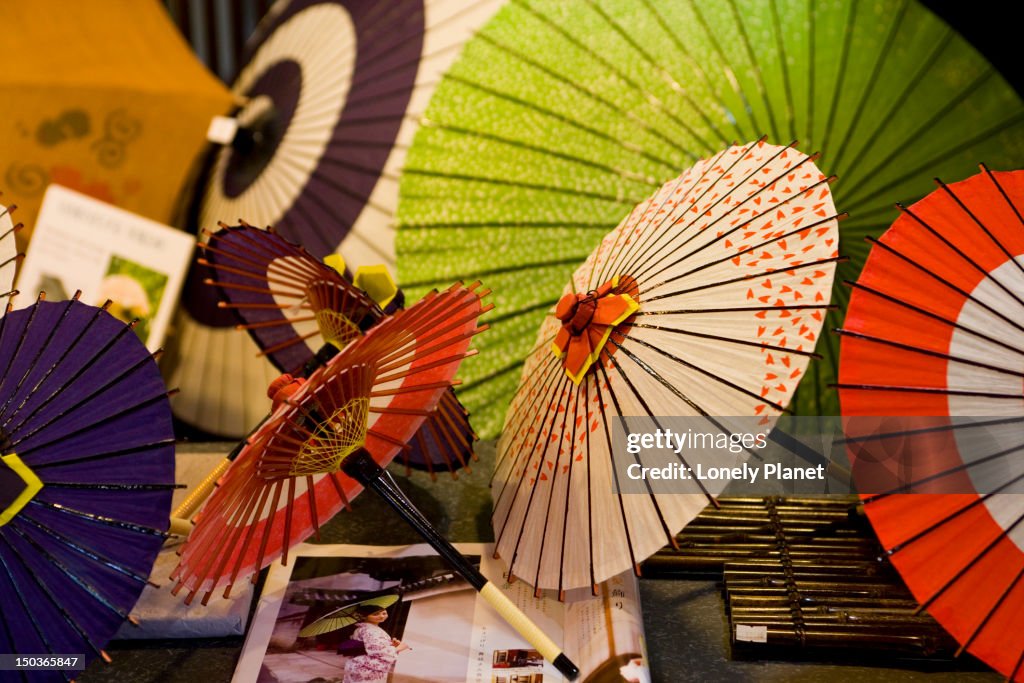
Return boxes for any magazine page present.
[563,572,650,683]
[235,543,485,683]
[466,555,651,683]
[236,543,650,683]
[464,554,566,683]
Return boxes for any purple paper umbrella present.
[200,224,476,478]
[165,0,505,437]
[0,295,175,680]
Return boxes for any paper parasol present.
[168,0,504,436]
[0,295,175,676]
[837,167,1024,680]
[396,0,1024,436]
[298,593,399,637]
[0,0,232,247]
[170,282,488,602]
[172,281,580,678]
[492,140,839,592]
[199,223,476,476]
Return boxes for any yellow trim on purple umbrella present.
[0,453,43,527]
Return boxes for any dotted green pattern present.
[397,0,1024,438]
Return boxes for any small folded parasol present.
[0,294,176,679]
[199,223,476,477]
[838,166,1024,680]
[492,140,840,592]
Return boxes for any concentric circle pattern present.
[839,168,1024,681]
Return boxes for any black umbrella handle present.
[342,448,579,681]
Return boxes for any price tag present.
[735,624,768,643]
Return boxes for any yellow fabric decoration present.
[323,253,346,275]
[354,265,398,309]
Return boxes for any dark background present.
[164,1,1024,98]
[922,1,1023,96]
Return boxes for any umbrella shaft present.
[341,449,579,680]
[345,453,486,590]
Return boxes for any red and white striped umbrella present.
[171,282,488,603]
[838,166,1024,680]
[493,140,840,592]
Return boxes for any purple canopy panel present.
[0,298,175,680]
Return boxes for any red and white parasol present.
[171,282,488,603]
[838,166,1024,680]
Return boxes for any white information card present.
[16,184,194,351]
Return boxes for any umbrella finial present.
[551,275,639,385]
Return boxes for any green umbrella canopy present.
[396,0,1024,437]
[298,593,400,638]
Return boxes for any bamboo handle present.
[172,457,232,520]
[168,516,192,537]
[341,449,579,680]
[479,582,578,679]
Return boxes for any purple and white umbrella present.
[0,295,175,679]
[166,0,505,437]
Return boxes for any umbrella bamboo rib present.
[0,313,119,430]
[0,534,105,661]
[422,122,666,186]
[836,329,1024,379]
[896,204,1024,311]
[842,281,1024,361]
[648,212,841,291]
[603,343,718,505]
[935,176,1024,279]
[605,143,755,283]
[829,0,907,170]
[7,524,131,622]
[842,68,996,203]
[443,74,678,172]
[642,256,842,304]
[863,237,1024,336]
[685,0,760,137]
[817,0,857,162]
[724,0,781,142]
[474,32,697,158]
[636,0,746,141]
